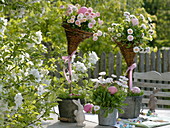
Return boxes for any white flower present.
[91,78,99,83]
[111,23,119,26]
[29,68,41,79]
[124,12,130,17]
[14,93,23,109]
[88,51,99,64]
[97,30,102,36]
[117,33,121,37]
[120,76,128,81]
[148,17,152,22]
[77,13,84,20]
[127,35,134,41]
[108,27,112,31]
[130,15,136,19]
[38,85,45,95]
[98,78,106,84]
[99,71,106,76]
[91,19,96,24]
[72,70,79,82]
[93,105,100,111]
[35,31,42,44]
[145,47,150,53]
[0,17,8,26]
[93,33,98,37]
[41,79,51,85]
[73,61,87,73]
[106,78,113,83]
[127,28,133,34]
[142,33,145,38]
[125,17,130,22]
[140,14,145,20]
[149,29,154,35]
[133,46,140,53]
[122,84,128,88]
[40,69,49,76]
[115,81,123,86]
[111,74,117,78]
[0,83,2,93]
[93,36,98,41]
[141,24,146,29]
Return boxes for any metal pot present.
[119,96,143,119]
[98,108,118,126]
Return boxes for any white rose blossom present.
[73,61,87,73]
[88,51,99,64]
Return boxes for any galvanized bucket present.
[98,108,118,126]
[58,99,85,123]
[119,96,143,119]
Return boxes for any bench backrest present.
[133,71,170,109]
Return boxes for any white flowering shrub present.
[0,0,66,127]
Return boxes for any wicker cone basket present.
[116,42,136,67]
[62,24,93,55]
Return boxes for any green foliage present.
[143,0,170,48]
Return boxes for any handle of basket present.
[125,63,137,89]
[62,50,77,83]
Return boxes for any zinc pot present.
[58,98,84,123]
[98,108,118,126]
[119,96,143,119]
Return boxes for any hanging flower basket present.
[62,24,93,55]
[116,42,137,67]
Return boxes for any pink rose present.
[108,86,118,94]
[84,104,94,113]
[131,87,141,93]
[131,18,139,26]
[78,7,87,14]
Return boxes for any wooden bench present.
[133,71,170,109]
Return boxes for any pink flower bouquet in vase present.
[61,3,103,55]
[90,72,128,126]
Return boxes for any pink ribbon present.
[62,50,77,83]
[125,63,137,89]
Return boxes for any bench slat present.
[142,98,170,106]
[134,82,170,89]
[144,91,170,97]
